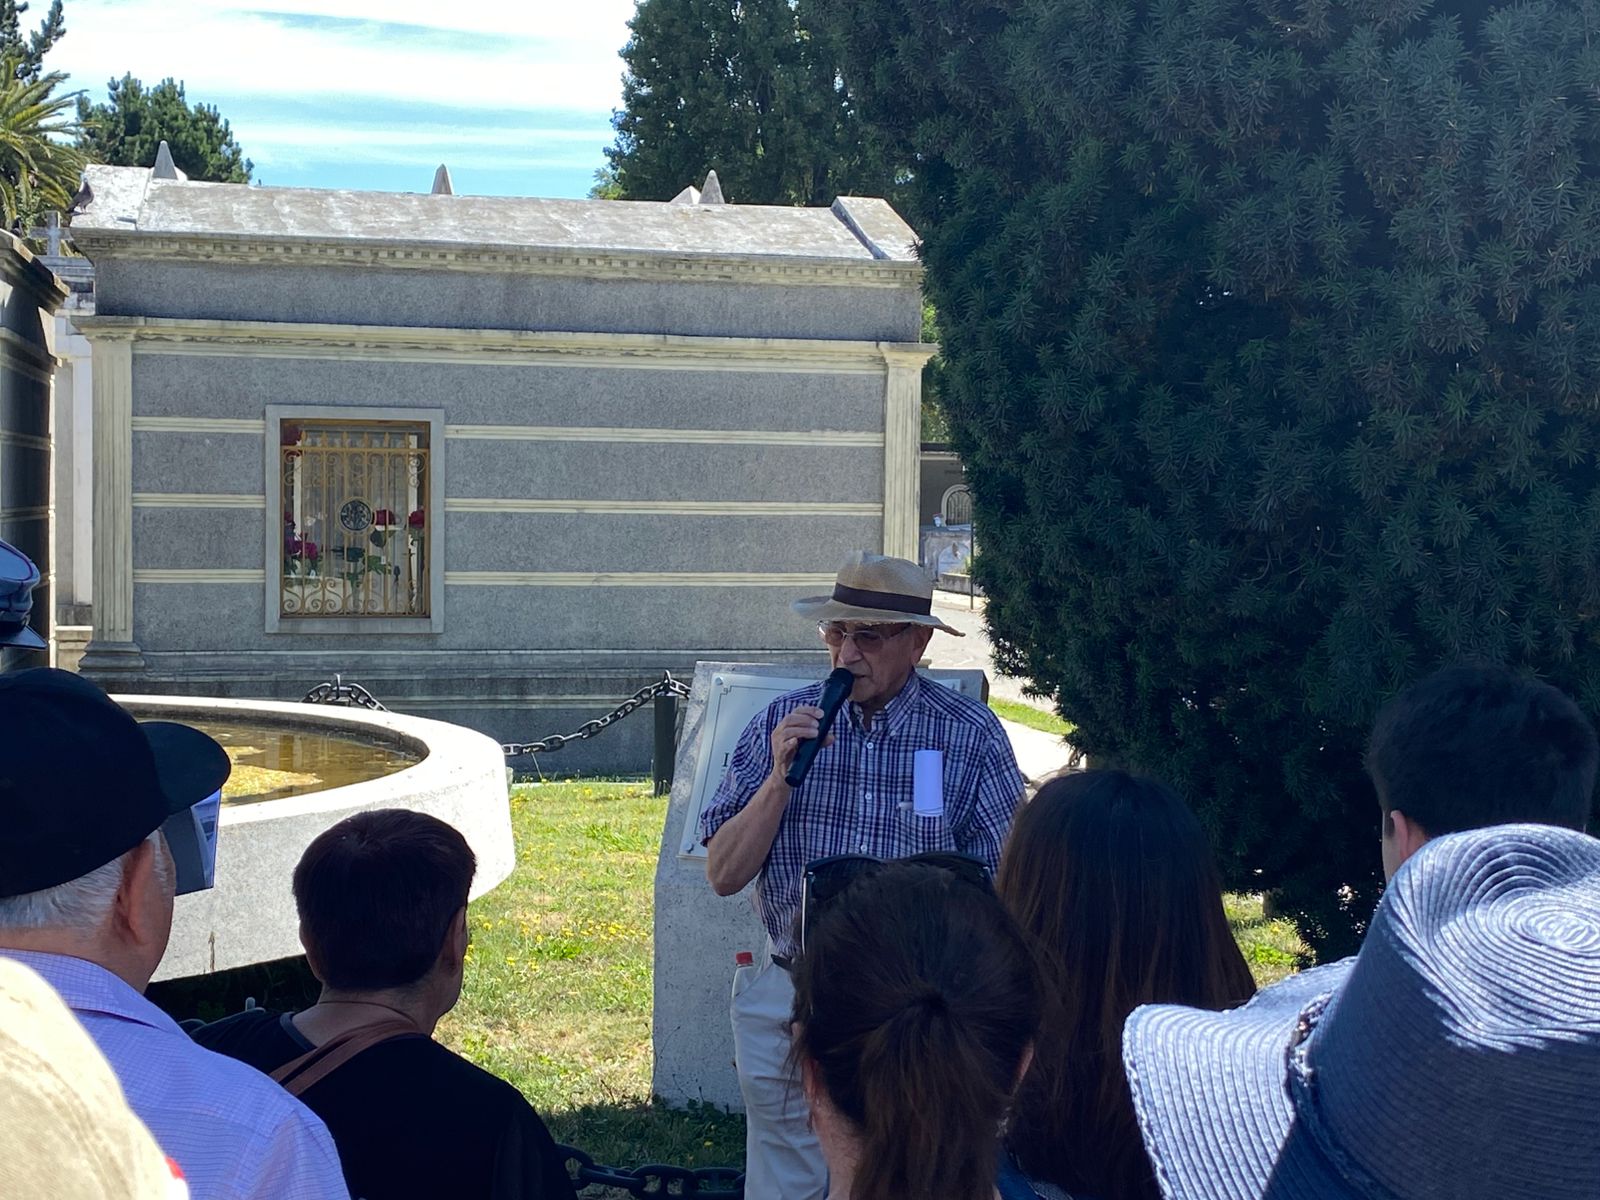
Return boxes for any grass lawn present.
[988,697,1075,737]
[1225,892,1307,987]
[156,779,1306,1194]
[437,781,746,1192]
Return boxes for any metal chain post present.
[301,674,388,711]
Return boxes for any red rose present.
[407,509,425,529]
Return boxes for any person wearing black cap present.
[0,668,350,1200]
[0,536,47,658]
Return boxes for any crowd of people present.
[703,553,1600,1200]
[0,667,576,1200]
[1,549,1597,1200]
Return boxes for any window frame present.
[940,484,973,527]
[264,405,446,635]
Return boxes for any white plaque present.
[677,671,813,859]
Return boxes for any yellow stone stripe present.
[445,499,879,516]
[446,571,836,588]
[133,493,267,508]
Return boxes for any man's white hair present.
[0,830,169,933]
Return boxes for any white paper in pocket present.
[913,750,944,817]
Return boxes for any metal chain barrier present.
[301,674,388,711]
[559,1145,743,1198]
[501,672,690,757]
[300,672,692,754]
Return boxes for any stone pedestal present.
[651,660,989,1110]
[52,625,93,673]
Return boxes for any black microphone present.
[785,667,856,788]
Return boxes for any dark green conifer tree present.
[817,0,1600,954]
[605,0,891,205]
[0,0,64,82]
[77,75,252,184]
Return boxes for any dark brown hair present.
[293,808,476,991]
[1368,662,1597,836]
[996,770,1255,1200]
[791,861,1041,1200]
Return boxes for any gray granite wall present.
[95,259,923,343]
[133,355,889,431]
[119,346,884,768]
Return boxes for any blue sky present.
[44,0,638,198]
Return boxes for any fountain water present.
[114,696,514,981]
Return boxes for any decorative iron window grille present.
[941,485,973,527]
[280,421,430,618]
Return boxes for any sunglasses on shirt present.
[798,851,994,956]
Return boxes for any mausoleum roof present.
[70,166,920,270]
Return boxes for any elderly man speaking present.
[699,551,1025,1199]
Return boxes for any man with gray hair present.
[0,668,349,1200]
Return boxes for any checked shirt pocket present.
[895,806,957,855]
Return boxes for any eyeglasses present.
[817,622,912,650]
[799,852,994,954]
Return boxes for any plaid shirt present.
[699,671,1024,957]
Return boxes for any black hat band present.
[831,583,932,616]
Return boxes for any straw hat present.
[1123,823,1600,1200]
[792,551,963,635]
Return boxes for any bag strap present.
[270,1017,424,1098]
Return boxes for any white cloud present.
[43,0,635,191]
[242,122,607,172]
[48,0,634,117]
[243,123,604,151]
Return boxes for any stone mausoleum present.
[68,163,933,769]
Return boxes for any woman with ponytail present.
[789,857,1043,1200]
[996,770,1257,1200]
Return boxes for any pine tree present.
[818,0,1600,955]
[605,0,892,205]
[0,0,63,82]
[77,75,252,183]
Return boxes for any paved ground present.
[923,591,1076,783]
[997,718,1076,785]
[924,592,1035,706]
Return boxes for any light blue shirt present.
[3,949,349,1200]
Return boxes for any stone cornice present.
[68,229,923,290]
[0,232,69,308]
[72,315,936,374]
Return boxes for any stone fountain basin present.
[114,695,515,982]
